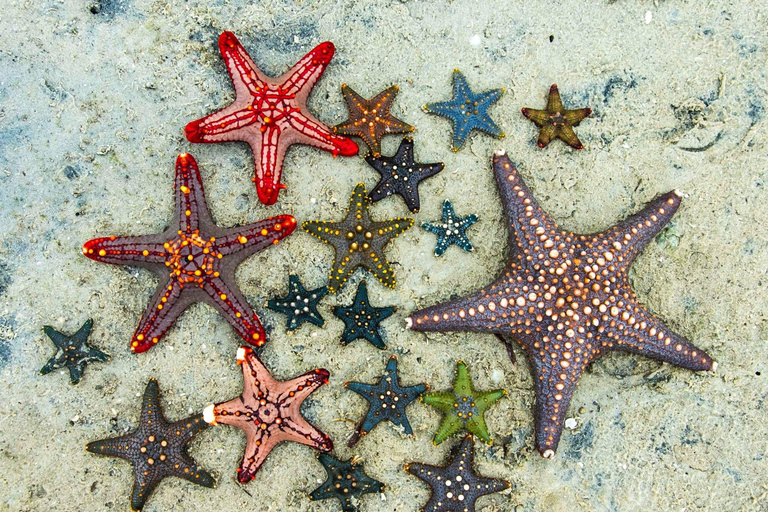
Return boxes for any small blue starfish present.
[345,356,427,447]
[267,274,327,331]
[309,453,384,512]
[425,69,505,151]
[40,319,109,385]
[422,200,478,256]
[333,281,395,349]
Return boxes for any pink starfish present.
[203,347,333,483]
[185,32,359,205]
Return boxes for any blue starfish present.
[422,200,478,256]
[40,319,109,385]
[333,281,395,349]
[345,356,427,447]
[267,274,327,331]
[425,69,505,151]
[309,453,384,512]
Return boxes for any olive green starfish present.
[421,361,506,445]
[521,83,592,149]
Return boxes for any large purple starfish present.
[407,149,716,458]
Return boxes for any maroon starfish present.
[203,346,333,483]
[82,153,296,353]
[407,149,716,458]
[185,32,359,205]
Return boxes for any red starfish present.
[82,154,296,353]
[185,32,359,205]
[203,347,333,483]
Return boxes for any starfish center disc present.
[454,395,478,422]
[165,232,220,285]
[255,401,280,426]
[550,111,566,126]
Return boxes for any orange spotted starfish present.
[185,32,358,205]
[408,149,716,458]
[203,347,333,483]
[522,84,592,149]
[82,154,295,353]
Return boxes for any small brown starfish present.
[408,149,716,458]
[333,84,414,156]
[203,347,332,483]
[521,84,592,149]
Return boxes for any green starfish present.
[421,361,506,445]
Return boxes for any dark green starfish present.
[422,200,478,257]
[40,319,109,384]
[521,83,592,149]
[86,379,214,511]
[267,274,328,331]
[345,356,427,447]
[333,281,395,349]
[422,361,506,445]
[310,453,384,512]
[302,184,414,294]
[425,69,505,151]
[406,435,510,512]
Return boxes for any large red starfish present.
[185,32,359,205]
[82,154,296,353]
[408,150,716,458]
[203,347,333,483]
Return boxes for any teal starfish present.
[267,274,327,331]
[422,361,506,445]
[333,281,395,349]
[422,200,478,256]
[40,319,109,384]
[424,69,505,151]
[309,453,384,512]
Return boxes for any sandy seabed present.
[1,0,767,511]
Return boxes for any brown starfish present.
[521,84,592,149]
[333,84,414,156]
[82,154,296,352]
[408,149,716,458]
[203,347,332,483]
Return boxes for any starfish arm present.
[280,414,334,453]
[43,325,74,349]
[565,107,592,125]
[72,319,94,343]
[250,123,287,206]
[537,123,557,148]
[130,472,161,512]
[280,367,330,403]
[174,153,215,233]
[399,383,428,404]
[345,381,377,398]
[451,69,471,99]
[475,115,505,138]
[520,107,549,127]
[85,433,138,462]
[492,151,561,255]
[130,279,189,353]
[595,191,681,267]
[421,222,444,235]
[172,451,216,488]
[452,361,472,393]
[138,379,165,424]
[168,414,210,445]
[421,391,457,413]
[39,355,63,376]
[82,236,167,269]
[475,388,507,414]
[451,117,473,150]
[184,104,259,143]
[455,233,475,252]
[67,363,85,385]
[433,414,464,445]
[466,415,492,443]
[279,41,335,97]
[556,125,584,149]
[236,427,272,484]
[212,215,296,262]
[370,85,400,114]
[546,84,565,112]
[202,276,266,346]
[166,415,215,487]
[405,461,442,487]
[608,304,715,371]
[286,110,358,155]
[424,99,461,118]
[476,88,504,108]
[217,32,268,99]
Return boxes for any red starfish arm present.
[593,191,681,267]
[279,414,333,454]
[202,277,266,347]
[279,368,330,404]
[492,150,562,257]
[174,153,214,233]
[250,123,287,205]
[185,104,259,143]
[218,31,268,99]
[235,429,273,483]
[236,348,278,399]
[279,41,335,97]
[130,279,186,352]
[606,302,715,371]
[82,235,166,267]
[286,110,359,156]
[213,215,296,262]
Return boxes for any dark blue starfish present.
[365,137,444,213]
[267,274,327,331]
[40,319,109,384]
[425,69,504,151]
[422,200,478,257]
[345,356,427,447]
[332,281,395,349]
[309,453,385,512]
